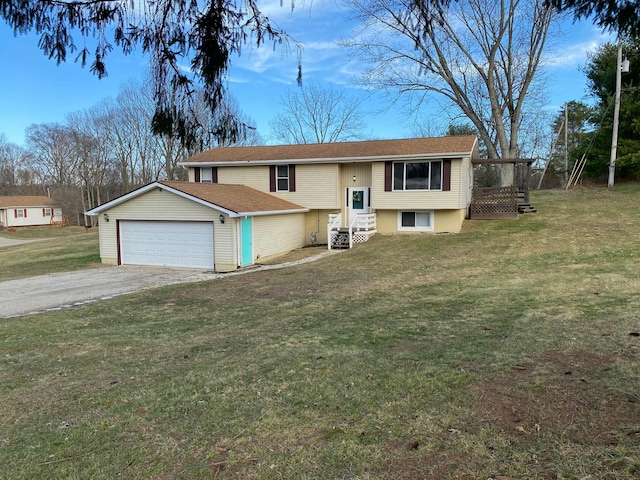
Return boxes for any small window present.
[16,209,25,218]
[398,211,433,232]
[200,168,213,183]
[43,208,52,217]
[276,165,289,191]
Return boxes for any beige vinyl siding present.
[214,214,237,271]
[371,159,467,210]
[215,163,340,209]
[253,213,306,261]
[289,164,340,209]
[460,156,473,207]
[96,188,233,266]
[340,162,372,189]
[217,165,270,191]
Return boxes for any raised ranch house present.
[86,136,479,271]
[0,196,63,228]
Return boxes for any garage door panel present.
[120,221,214,269]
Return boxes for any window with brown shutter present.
[442,160,451,191]
[289,164,296,192]
[269,165,276,192]
[384,161,392,191]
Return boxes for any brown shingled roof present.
[159,181,307,214]
[0,196,58,208]
[181,136,477,164]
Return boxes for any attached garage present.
[86,181,308,272]
[120,220,214,269]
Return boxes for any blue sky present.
[0,1,612,146]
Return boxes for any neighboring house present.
[0,196,63,228]
[86,136,478,271]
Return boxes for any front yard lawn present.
[1,186,640,478]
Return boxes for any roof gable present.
[86,181,308,217]
[0,196,58,208]
[181,136,478,166]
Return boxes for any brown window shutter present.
[269,166,276,192]
[42,208,45,216]
[384,161,392,192]
[289,164,296,192]
[24,209,27,218]
[212,167,218,183]
[14,209,17,218]
[194,167,201,183]
[442,160,451,191]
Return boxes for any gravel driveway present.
[0,266,221,318]
[0,246,340,318]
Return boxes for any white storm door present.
[347,187,369,224]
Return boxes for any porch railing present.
[327,212,377,250]
[327,213,342,250]
[354,213,376,231]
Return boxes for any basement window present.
[398,211,433,232]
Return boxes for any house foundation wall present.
[375,209,466,234]
[305,209,336,245]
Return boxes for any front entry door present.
[348,187,369,224]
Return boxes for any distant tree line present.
[0,80,261,226]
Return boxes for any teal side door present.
[241,216,253,266]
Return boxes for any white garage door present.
[120,220,214,269]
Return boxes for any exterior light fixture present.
[353,175,357,182]
[219,214,225,224]
[103,213,109,222]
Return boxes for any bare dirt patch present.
[377,351,640,479]
[473,350,640,445]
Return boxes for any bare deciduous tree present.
[25,124,78,187]
[344,0,556,184]
[269,83,367,144]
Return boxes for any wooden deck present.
[470,186,519,220]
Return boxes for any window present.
[200,168,213,183]
[269,164,296,192]
[15,209,25,218]
[276,165,289,191]
[393,161,443,191]
[194,167,217,183]
[398,211,433,232]
[43,208,52,217]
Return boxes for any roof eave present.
[180,151,473,167]
[238,208,310,217]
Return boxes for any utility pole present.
[564,103,568,186]
[608,42,623,188]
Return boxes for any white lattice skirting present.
[352,231,375,244]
